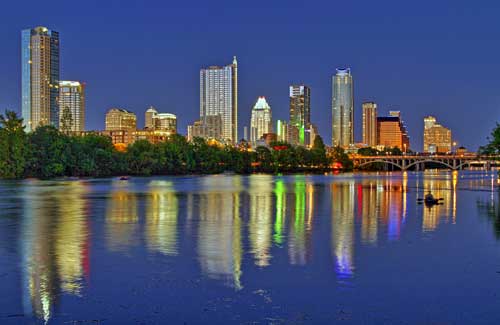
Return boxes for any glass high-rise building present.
[362,102,377,147]
[59,81,85,132]
[250,97,272,145]
[200,57,238,144]
[331,68,353,147]
[289,85,311,129]
[21,26,60,132]
[289,85,311,145]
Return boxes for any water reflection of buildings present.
[331,181,355,278]
[418,171,457,232]
[22,182,89,322]
[248,175,273,267]
[196,176,243,290]
[288,176,315,265]
[105,183,139,252]
[146,181,179,256]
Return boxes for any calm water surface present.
[1,171,500,324]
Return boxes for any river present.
[1,171,500,324]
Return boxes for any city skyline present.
[10,25,469,151]
[1,1,500,150]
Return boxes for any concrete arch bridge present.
[353,155,500,171]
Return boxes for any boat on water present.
[418,192,442,205]
[119,176,130,181]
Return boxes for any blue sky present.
[1,0,500,150]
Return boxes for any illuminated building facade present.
[21,26,60,132]
[423,116,452,153]
[250,97,272,145]
[362,101,377,147]
[332,68,353,147]
[145,106,158,129]
[289,85,311,145]
[105,108,137,131]
[187,115,223,142]
[377,111,410,150]
[276,119,299,145]
[59,81,85,132]
[155,113,177,133]
[199,57,238,144]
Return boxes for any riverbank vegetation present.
[0,111,338,179]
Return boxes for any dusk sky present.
[1,0,500,150]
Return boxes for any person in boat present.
[425,191,434,202]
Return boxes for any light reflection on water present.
[1,170,500,323]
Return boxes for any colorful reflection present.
[417,171,457,232]
[15,171,480,323]
[197,176,243,290]
[248,175,273,267]
[105,182,139,252]
[288,176,314,265]
[21,181,89,322]
[145,180,179,256]
[331,181,355,279]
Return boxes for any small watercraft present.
[119,176,130,181]
[417,192,443,205]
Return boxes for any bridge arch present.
[357,160,403,170]
[405,159,455,170]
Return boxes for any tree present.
[331,146,353,170]
[311,135,329,168]
[27,126,70,178]
[479,123,500,154]
[0,111,29,179]
[357,147,380,156]
[255,146,273,172]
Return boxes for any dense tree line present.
[479,123,500,155]
[0,111,341,179]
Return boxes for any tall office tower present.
[250,97,272,144]
[21,26,60,132]
[289,85,311,145]
[145,106,158,129]
[289,85,311,128]
[362,102,377,147]
[200,56,238,144]
[331,68,353,147]
[105,108,137,131]
[58,81,85,132]
[377,111,410,151]
[423,116,452,153]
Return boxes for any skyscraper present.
[59,81,85,132]
[289,85,311,128]
[199,57,238,143]
[331,68,353,147]
[22,26,60,132]
[250,97,272,145]
[423,116,452,153]
[362,102,377,147]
